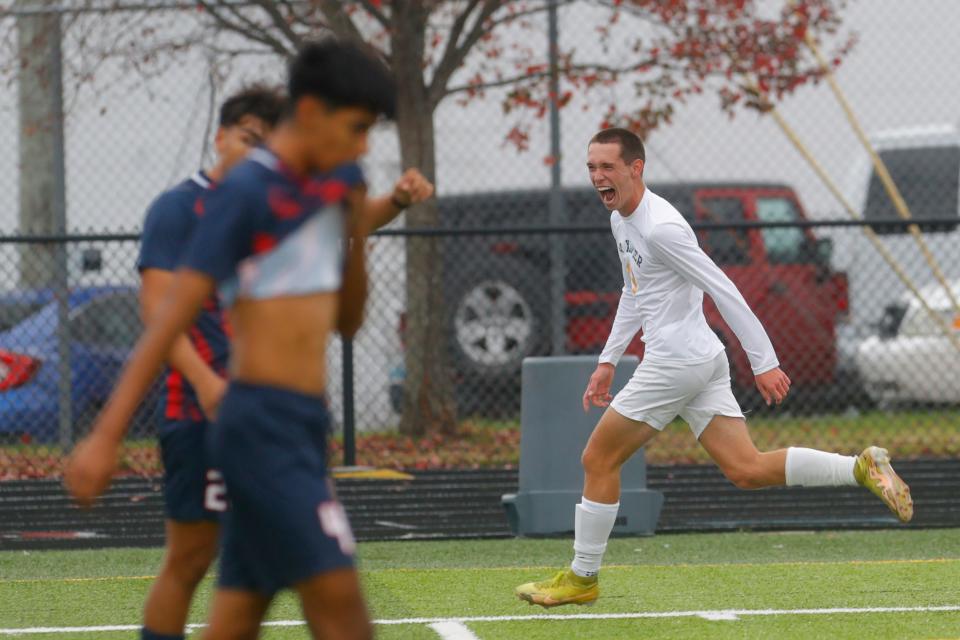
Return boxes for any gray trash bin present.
[502,356,663,536]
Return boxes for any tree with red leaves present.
[40,0,853,435]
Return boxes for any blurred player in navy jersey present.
[136,84,284,640]
[67,40,430,640]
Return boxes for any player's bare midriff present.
[226,291,339,396]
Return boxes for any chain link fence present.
[354,205,960,468]
[1,212,959,476]
[1,1,960,478]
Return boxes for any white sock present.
[570,497,619,578]
[785,447,858,487]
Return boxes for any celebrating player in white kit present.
[515,128,913,608]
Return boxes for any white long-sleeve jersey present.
[598,188,779,375]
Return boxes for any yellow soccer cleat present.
[515,569,599,608]
[854,446,913,523]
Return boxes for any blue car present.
[0,286,159,443]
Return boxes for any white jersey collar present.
[190,170,212,189]
[248,146,278,170]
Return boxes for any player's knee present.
[164,541,217,587]
[721,461,765,490]
[581,445,612,476]
[581,439,629,476]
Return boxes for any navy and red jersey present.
[183,148,364,305]
[138,171,231,423]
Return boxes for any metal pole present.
[49,15,71,449]
[342,338,356,467]
[547,0,567,356]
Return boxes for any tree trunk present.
[393,4,457,435]
[16,0,66,284]
[16,0,73,446]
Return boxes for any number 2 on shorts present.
[204,470,227,512]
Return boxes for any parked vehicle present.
[856,280,960,406]
[837,125,960,377]
[393,182,849,414]
[0,286,158,443]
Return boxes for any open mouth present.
[597,186,616,206]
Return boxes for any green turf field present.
[2,529,960,639]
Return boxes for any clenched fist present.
[391,168,434,208]
[64,432,121,507]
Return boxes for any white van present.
[856,280,960,405]
[838,125,960,404]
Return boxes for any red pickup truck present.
[395,182,849,413]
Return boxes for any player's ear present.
[631,158,644,178]
[213,126,227,155]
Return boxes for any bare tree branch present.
[428,0,502,108]
[251,0,302,50]
[483,1,553,31]
[315,0,368,48]
[278,0,328,32]
[196,0,291,57]
[276,0,300,18]
[207,44,279,57]
[431,0,481,90]
[219,1,295,54]
[446,71,550,95]
[443,59,666,97]
[356,0,389,28]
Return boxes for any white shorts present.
[610,351,744,439]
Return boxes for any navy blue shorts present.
[208,382,355,596]
[159,419,224,522]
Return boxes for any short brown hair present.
[589,128,646,164]
[219,84,286,128]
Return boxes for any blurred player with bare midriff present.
[65,41,432,640]
[230,292,337,393]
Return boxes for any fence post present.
[547,0,567,356]
[342,338,356,467]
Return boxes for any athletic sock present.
[141,628,185,640]
[785,447,857,487]
[570,497,620,578]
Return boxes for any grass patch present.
[1,529,959,639]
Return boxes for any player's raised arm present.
[65,269,215,505]
[362,168,435,232]
[338,187,369,339]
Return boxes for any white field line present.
[2,605,960,634]
[429,621,483,639]
[373,605,960,624]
